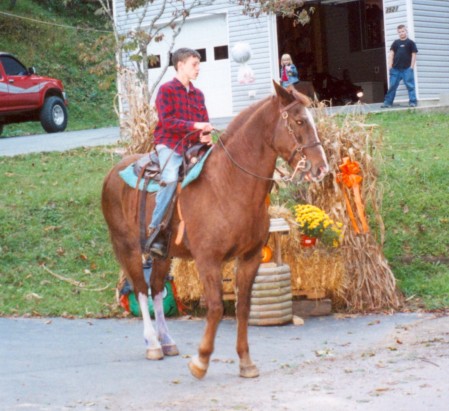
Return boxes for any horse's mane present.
[224,95,274,136]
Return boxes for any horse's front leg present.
[235,252,261,378]
[188,259,223,379]
[151,259,179,357]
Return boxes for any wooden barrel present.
[249,263,293,326]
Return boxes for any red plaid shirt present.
[154,78,209,154]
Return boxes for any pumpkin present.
[261,246,272,263]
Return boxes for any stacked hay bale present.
[171,207,346,307]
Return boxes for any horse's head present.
[272,81,329,182]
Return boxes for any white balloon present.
[231,42,252,64]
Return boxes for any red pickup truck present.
[0,52,68,136]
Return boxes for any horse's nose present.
[314,165,329,182]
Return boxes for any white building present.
[113,0,449,120]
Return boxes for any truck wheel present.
[40,96,68,133]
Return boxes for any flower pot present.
[300,234,317,247]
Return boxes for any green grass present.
[0,148,123,317]
[368,110,449,309]
[0,111,448,317]
[0,0,117,137]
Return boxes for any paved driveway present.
[1,313,448,411]
[0,127,121,157]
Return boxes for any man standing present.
[381,25,418,108]
[146,48,213,257]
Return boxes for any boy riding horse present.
[146,48,214,257]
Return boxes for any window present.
[364,0,384,49]
[0,56,27,76]
[214,45,229,60]
[147,55,161,69]
[167,48,207,67]
[348,0,384,52]
[196,48,207,62]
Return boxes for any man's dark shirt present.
[154,78,209,154]
[391,38,418,70]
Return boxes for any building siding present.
[412,0,449,99]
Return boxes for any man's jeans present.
[384,67,417,106]
[149,144,182,229]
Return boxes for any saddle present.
[136,143,210,257]
[134,143,210,184]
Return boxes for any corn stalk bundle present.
[115,68,157,154]
[303,105,403,311]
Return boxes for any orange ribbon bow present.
[336,157,370,234]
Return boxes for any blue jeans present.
[149,144,182,229]
[384,68,417,106]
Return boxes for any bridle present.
[278,100,322,179]
[217,99,322,182]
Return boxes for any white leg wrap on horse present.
[191,355,208,370]
[154,291,178,355]
[154,292,169,340]
[138,292,161,353]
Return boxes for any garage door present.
[147,13,232,118]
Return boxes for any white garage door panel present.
[147,14,232,118]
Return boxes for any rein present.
[217,99,322,183]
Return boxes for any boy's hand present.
[194,122,213,133]
[200,132,213,145]
[194,122,214,145]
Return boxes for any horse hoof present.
[162,343,179,356]
[188,356,208,379]
[240,364,260,378]
[146,347,164,360]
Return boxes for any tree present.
[237,0,314,26]
[96,0,212,103]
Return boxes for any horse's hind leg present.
[151,259,179,356]
[114,243,164,360]
[188,259,223,379]
[235,254,261,378]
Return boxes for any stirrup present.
[144,226,161,252]
[145,226,169,259]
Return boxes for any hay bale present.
[172,259,237,303]
[172,206,346,306]
[266,205,345,303]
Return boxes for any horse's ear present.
[273,80,295,107]
[295,91,312,107]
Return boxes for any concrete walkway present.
[1,313,448,411]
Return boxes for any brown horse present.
[101,82,329,379]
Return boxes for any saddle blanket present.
[119,147,213,192]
